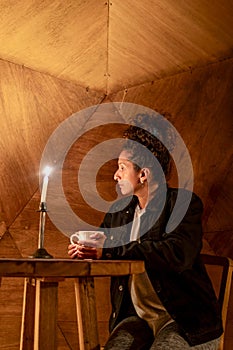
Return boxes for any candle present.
[40,166,52,203]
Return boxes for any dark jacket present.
[101,187,223,346]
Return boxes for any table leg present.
[74,277,100,350]
[20,278,59,350]
[20,278,36,350]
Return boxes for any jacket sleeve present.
[102,191,204,274]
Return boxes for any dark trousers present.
[104,317,220,350]
[104,316,154,350]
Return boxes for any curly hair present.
[122,113,176,182]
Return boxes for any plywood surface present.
[0,0,108,92]
[108,0,233,92]
[0,59,105,227]
[0,1,232,92]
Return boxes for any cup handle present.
[70,233,79,244]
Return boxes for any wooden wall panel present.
[204,158,233,256]
[204,159,233,232]
[0,316,22,350]
[8,190,68,258]
[0,59,105,227]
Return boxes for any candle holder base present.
[30,248,53,259]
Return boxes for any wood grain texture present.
[9,189,69,259]
[0,278,24,348]
[74,277,99,350]
[58,279,80,350]
[34,279,59,350]
[20,278,36,350]
[57,321,80,350]
[204,230,233,258]
[0,316,22,350]
[0,0,108,92]
[0,230,22,258]
[0,1,232,92]
[0,259,145,278]
[204,158,233,232]
[0,59,105,227]
[94,277,111,345]
[107,0,233,92]
[0,221,6,238]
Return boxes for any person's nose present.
[114,169,120,181]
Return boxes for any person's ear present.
[140,168,150,183]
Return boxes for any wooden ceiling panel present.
[0,0,108,92]
[0,1,233,93]
[108,0,233,92]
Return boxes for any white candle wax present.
[41,175,49,203]
[40,166,52,203]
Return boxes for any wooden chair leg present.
[219,260,233,350]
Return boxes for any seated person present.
[68,113,223,350]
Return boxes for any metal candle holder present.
[31,201,53,259]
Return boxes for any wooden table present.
[0,258,145,350]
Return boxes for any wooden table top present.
[0,258,145,278]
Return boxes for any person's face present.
[114,150,142,196]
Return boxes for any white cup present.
[70,230,105,245]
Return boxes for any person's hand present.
[68,243,79,259]
[67,232,106,260]
[68,243,101,259]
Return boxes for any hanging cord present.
[120,88,128,111]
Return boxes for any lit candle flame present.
[43,166,52,177]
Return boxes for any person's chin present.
[119,187,133,196]
[116,182,133,197]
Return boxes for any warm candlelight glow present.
[40,166,52,203]
[43,166,52,177]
